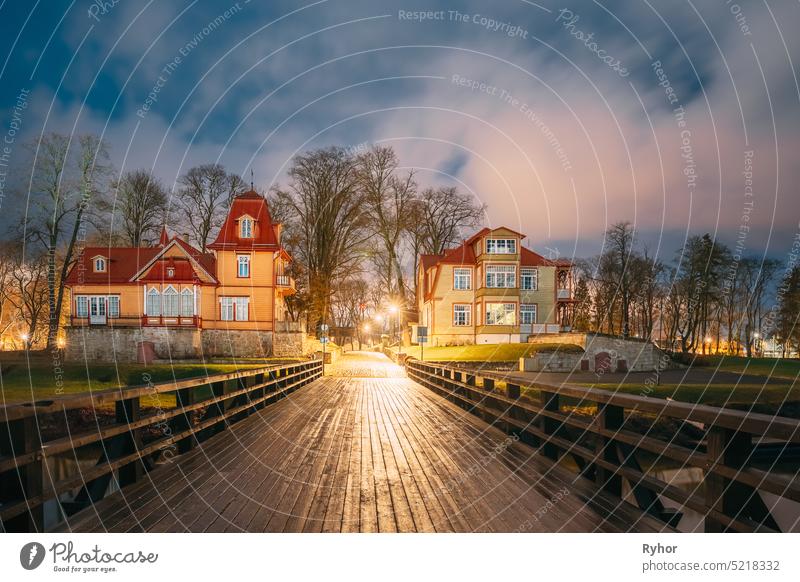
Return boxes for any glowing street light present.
[363,324,371,333]
[388,304,398,314]
[374,314,384,323]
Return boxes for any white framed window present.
[485,303,516,326]
[94,257,107,272]
[234,297,249,321]
[486,265,516,288]
[237,255,250,277]
[453,268,471,290]
[240,217,253,238]
[181,289,194,317]
[220,296,249,321]
[146,288,161,316]
[107,296,120,318]
[220,297,234,321]
[520,304,537,325]
[486,239,516,254]
[453,304,471,326]
[521,268,538,290]
[76,296,88,317]
[167,267,175,278]
[162,286,179,316]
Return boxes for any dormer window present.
[240,217,253,238]
[486,238,517,254]
[93,256,107,272]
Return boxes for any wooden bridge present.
[1,352,798,533]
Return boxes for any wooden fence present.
[0,359,322,532]
[406,358,800,533]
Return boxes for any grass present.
[0,356,269,405]
[402,342,583,362]
[701,355,800,381]
[571,382,800,407]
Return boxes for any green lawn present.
[571,382,800,407]
[702,355,800,381]
[0,358,269,405]
[402,342,583,362]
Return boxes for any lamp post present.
[388,304,399,353]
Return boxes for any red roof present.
[172,237,217,278]
[65,247,161,284]
[138,258,203,282]
[208,190,280,250]
[520,247,555,267]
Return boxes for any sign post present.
[320,323,329,375]
[417,326,428,361]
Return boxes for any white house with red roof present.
[63,190,296,361]
[417,226,575,346]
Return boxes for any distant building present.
[63,190,296,360]
[416,227,575,346]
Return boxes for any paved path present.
[57,352,669,532]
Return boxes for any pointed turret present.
[158,226,170,247]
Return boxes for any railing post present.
[595,403,623,497]
[173,387,196,453]
[506,382,521,399]
[116,397,144,487]
[0,416,43,532]
[541,391,561,461]
[704,427,752,533]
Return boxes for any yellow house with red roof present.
[63,191,295,361]
[417,227,575,346]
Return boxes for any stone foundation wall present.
[65,327,202,362]
[201,329,273,359]
[65,327,315,362]
[520,352,584,372]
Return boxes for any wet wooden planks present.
[55,354,671,533]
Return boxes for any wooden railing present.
[406,359,800,533]
[0,359,322,532]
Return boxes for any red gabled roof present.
[208,190,280,250]
[65,247,161,284]
[172,237,217,278]
[138,258,201,282]
[420,254,444,270]
[520,247,555,267]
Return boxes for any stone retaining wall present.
[65,326,315,362]
[525,332,672,373]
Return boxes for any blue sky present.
[1,0,799,263]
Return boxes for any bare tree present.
[114,169,169,246]
[8,251,49,348]
[176,164,245,251]
[26,133,111,350]
[274,148,370,327]
[416,186,485,255]
[356,146,416,302]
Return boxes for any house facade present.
[417,227,575,346]
[63,190,296,361]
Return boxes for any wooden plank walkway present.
[56,352,671,532]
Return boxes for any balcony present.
[275,274,296,295]
[141,315,202,328]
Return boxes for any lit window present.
[453,268,471,290]
[453,304,471,326]
[234,297,249,321]
[162,286,179,316]
[485,239,517,254]
[240,218,253,238]
[94,257,106,272]
[220,297,249,321]
[486,265,516,288]
[181,289,193,317]
[76,296,88,317]
[237,255,250,277]
[485,303,516,326]
[520,304,537,325]
[521,268,538,290]
[146,288,161,316]
[107,296,120,318]
[220,297,234,321]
